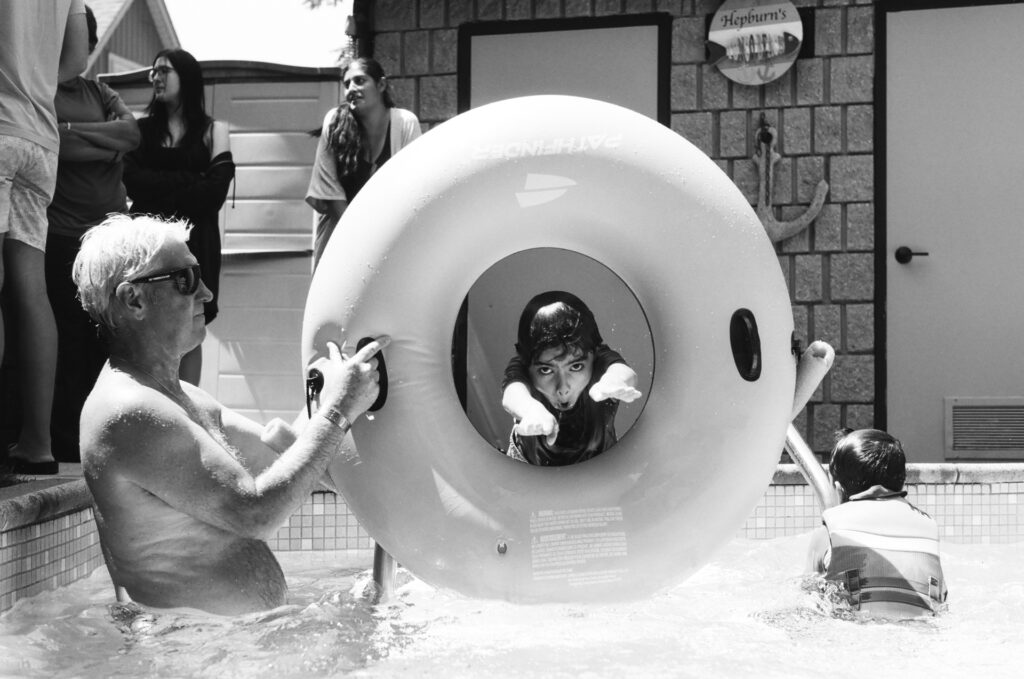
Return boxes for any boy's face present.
[529,346,595,411]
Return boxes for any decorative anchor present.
[753,114,829,242]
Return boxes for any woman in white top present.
[306,57,421,268]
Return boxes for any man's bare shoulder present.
[80,369,192,469]
[83,369,179,423]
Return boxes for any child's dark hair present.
[828,428,906,496]
[515,291,603,365]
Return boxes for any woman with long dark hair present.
[123,48,234,386]
[306,57,421,267]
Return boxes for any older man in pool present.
[74,214,388,615]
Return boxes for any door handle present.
[895,246,929,264]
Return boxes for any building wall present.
[369,0,877,455]
[88,0,166,78]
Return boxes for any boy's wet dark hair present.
[515,291,603,365]
[828,428,907,497]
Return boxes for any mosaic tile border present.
[741,478,1024,543]
[264,491,374,552]
[4,464,1024,612]
[0,508,104,613]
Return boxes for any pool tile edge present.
[0,479,92,532]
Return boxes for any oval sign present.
[708,0,803,86]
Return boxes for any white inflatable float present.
[304,95,802,603]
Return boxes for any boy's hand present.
[589,380,642,403]
[514,401,559,446]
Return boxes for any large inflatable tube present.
[303,95,796,603]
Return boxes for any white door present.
[886,4,1024,461]
[204,79,337,419]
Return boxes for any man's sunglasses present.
[128,264,202,295]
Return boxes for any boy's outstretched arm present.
[589,362,642,403]
[502,382,559,446]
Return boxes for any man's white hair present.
[73,213,193,330]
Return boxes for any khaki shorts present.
[0,135,58,251]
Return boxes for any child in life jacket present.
[806,428,948,618]
[501,291,641,466]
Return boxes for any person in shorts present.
[1,0,89,474]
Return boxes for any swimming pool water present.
[1,534,1022,678]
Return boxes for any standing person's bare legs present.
[5,239,57,465]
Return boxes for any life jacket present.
[822,489,946,617]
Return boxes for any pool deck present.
[3,462,1024,612]
[1,464,89,533]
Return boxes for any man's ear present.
[833,480,848,503]
[114,281,146,318]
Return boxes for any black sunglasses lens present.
[173,265,201,295]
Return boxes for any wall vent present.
[945,397,1024,459]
